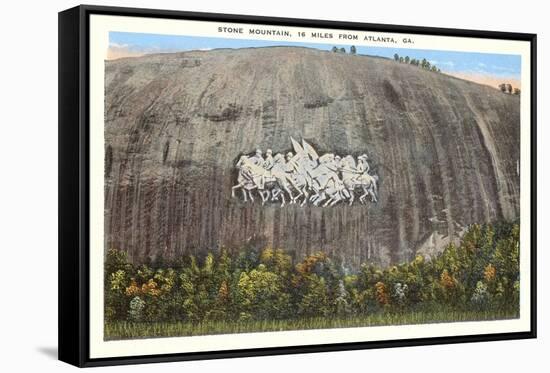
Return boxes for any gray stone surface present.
[104,47,520,267]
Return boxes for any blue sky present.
[109,32,521,84]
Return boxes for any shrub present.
[128,296,145,321]
[104,222,520,324]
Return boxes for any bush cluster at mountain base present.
[104,221,519,340]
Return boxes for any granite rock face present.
[104,47,520,267]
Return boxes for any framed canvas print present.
[58,5,537,367]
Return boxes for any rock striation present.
[104,47,520,267]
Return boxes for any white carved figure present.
[268,154,288,206]
[231,138,379,207]
[263,149,274,170]
[334,155,342,171]
[250,149,264,166]
[357,154,370,174]
[231,155,259,203]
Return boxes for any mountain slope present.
[104,47,520,266]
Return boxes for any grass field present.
[105,309,519,340]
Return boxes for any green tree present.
[293,252,344,316]
[350,45,357,54]
[105,248,131,279]
[404,56,410,64]
[105,269,130,321]
[355,263,383,311]
[297,274,330,317]
[179,256,209,321]
[104,249,132,321]
[405,255,430,305]
[237,264,290,320]
[260,248,292,275]
[142,268,178,321]
[394,53,399,61]
[506,84,513,94]
[491,224,519,307]
[235,246,261,272]
[421,58,428,69]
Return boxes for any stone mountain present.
[104,46,520,267]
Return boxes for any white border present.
[89,14,532,359]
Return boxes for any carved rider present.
[263,149,274,170]
[250,149,264,167]
[273,153,284,165]
[285,152,298,173]
[323,154,339,173]
[333,155,342,172]
[357,154,370,174]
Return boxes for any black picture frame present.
[58,4,537,367]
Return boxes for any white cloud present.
[429,60,454,68]
[491,65,516,73]
[108,42,130,49]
